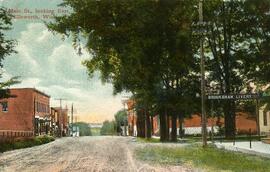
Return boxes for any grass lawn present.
[184,135,266,143]
[136,144,270,172]
[137,137,160,143]
[136,135,266,144]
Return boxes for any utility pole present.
[75,115,78,136]
[199,0,207,147]
[71,103,74,137]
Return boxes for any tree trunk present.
[166,112,170,141]
[224,101,236,138]
[145,110,152,139]
[136,110,145,138]
[160,108,167,142]
[179,114,184,139]
[171,114,177,142]
[151,116,154,135]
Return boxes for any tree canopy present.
[0,7,20,98]
[48,0,270,139]
[100,120,116,135]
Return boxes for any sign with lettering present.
[207,94,259,100]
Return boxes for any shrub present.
[0,135,55,153]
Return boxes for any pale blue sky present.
[1,0,127,122]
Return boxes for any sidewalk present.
[215,141,270,158]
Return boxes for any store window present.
[1,102,8,112]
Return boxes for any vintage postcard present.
[0,0,270,172]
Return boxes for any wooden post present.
[199,0,207,148]
[249,128,252,149]
[256,99,260,136]
[233,131,235,146]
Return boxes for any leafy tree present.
[0,7,20,97]
[74,122,92,136]
[240,0,270,86]
[0,7,16,63]
[100,120,116,135]
[114,109,127,134]
[199,0,270,138]
[201,0,262,137]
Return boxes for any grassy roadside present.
[135,144,270,172]
[186,135,267,142]
[137,137,160,143]
[0,135,55,153]
[137,135,267,144]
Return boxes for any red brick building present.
[50,107,59,136]
[52,107,69,136]
[125,99,257,136]
[125,99,159,136]
[0,88,50,141]
[125,99,137,136]
[183,113,257,135]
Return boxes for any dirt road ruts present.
[0,136,195,172]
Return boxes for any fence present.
[0,130,34,143]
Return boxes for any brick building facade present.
[125,99,257,137]
[50,107,59,136]
[125,99,137,136]
[0,88,50,141]
[52,107,69,136]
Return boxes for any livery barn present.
[0,88,50,142]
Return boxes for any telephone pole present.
[71,103,74,137]
[75,115,78,136]
[199,0,207,147]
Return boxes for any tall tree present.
[114,109,128,134]
[100,120,116,136]
[0,7,20,97]
[203,0,253,137]
[241,0,270,86]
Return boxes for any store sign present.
[207,94,259,100]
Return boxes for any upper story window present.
[1,102,8,112]
[37,102,40,112]
[35,101,49,113]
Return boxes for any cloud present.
[18,77,41,87]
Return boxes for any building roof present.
[9,88,50,98]
[51,107,58,111]
[52,107,68,112]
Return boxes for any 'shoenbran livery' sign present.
[207,94,259,100]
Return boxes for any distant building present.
[71,126,79,137]
[89,123,102,128]
[259,104,270,135]
[124,98,257,137]
[50,107,59,136]
[0,88,50,141]
[182,113,257,135]
[52,107,69,137]
[124,99,137,136]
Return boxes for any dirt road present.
[0,136,194,172]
